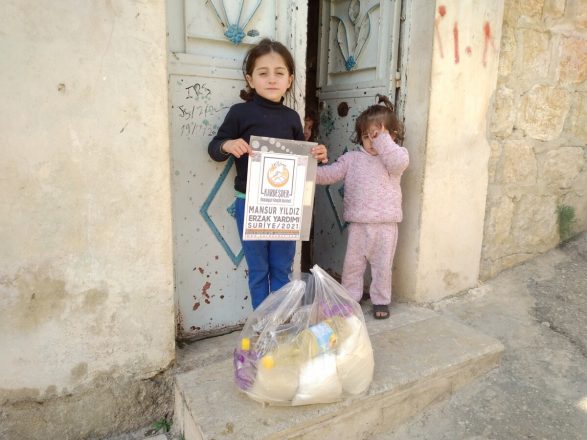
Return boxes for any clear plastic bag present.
[233,264,374,406]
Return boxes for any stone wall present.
[481,0,587,279]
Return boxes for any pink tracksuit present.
[316,133,409,305]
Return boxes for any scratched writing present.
[175,82,229,138]
[185,82,212,100]
[180,120,218,138]
[177,103,225,121]
[176,103,226,138]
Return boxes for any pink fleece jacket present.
[315,133,409,223]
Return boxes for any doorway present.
[301,0,321,273]
[166,0,402,340]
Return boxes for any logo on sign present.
[267,162,289,188]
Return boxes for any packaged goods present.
[233,265,374,406]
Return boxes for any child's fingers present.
[311,145,329,163]
[224,139,251,158]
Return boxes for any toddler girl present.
[315,95,408,319]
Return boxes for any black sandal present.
[373,304,390,320]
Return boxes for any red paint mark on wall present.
[465,46,472,56]
[483,21,496,67]
[201,281,211,298]
[435,6,446,58]
[453,22,460,64]
[193,302,200,311]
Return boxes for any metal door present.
[167,1,307,340]
[313,0,402,278]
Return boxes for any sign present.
[243,136,317,241]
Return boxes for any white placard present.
[244,151,309,240]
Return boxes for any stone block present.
[543,0,566,18]
[571,0,587,29]
[488,140,503,183]
[570,92,587,143]
[498,27,516,78]
[563,170,587,232]
[518,85,570,141]
[518,29,551,82]
[486,195,515,253]
[500,140,537,185]
[511,194,559,252]
[556,36,587,84]
[539,147,585,190]
[502,0,544,25]
[491,87,515,138]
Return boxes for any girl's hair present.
[240,38,296,101]
[304,108,320,141]
[352,94,404,144]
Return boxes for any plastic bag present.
[233,264,374,406]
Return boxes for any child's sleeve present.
[315,154,349,185]
[372,133,409,175]
[208,106,239,162]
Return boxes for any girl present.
[303,108,320,142]
[315,95,409,319]
[208,38,328,309]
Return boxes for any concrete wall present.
[0,1,175,438]
[396,0,504,302]
[481,0,587,279]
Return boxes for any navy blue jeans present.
[235,198,296,309]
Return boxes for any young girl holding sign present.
[208,38,328,309]
[315,96,409,319]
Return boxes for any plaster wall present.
[0,1,175,438]
[396,0,504,302]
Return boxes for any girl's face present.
[303,118,314,141]
[361,123,389,155]
[246,52,293,103]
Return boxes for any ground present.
[107,232,587,440]
[376,232,587,440]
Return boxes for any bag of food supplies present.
[233,264,374,406]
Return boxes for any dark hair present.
[352,94,404,144]
[240,38,296,101]
[304,108,320,141]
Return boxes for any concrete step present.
[173,304,504,440]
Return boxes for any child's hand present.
[368,123,390,141]
[221,139,253,158]
[311,144,328,164]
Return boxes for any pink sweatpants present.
[341,223,399,305]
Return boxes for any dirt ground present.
[376,232,587,440]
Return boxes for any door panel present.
[167,0,304,339]
[313,0,402,278]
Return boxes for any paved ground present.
[375,232,587,440]
[107,232,587,440]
